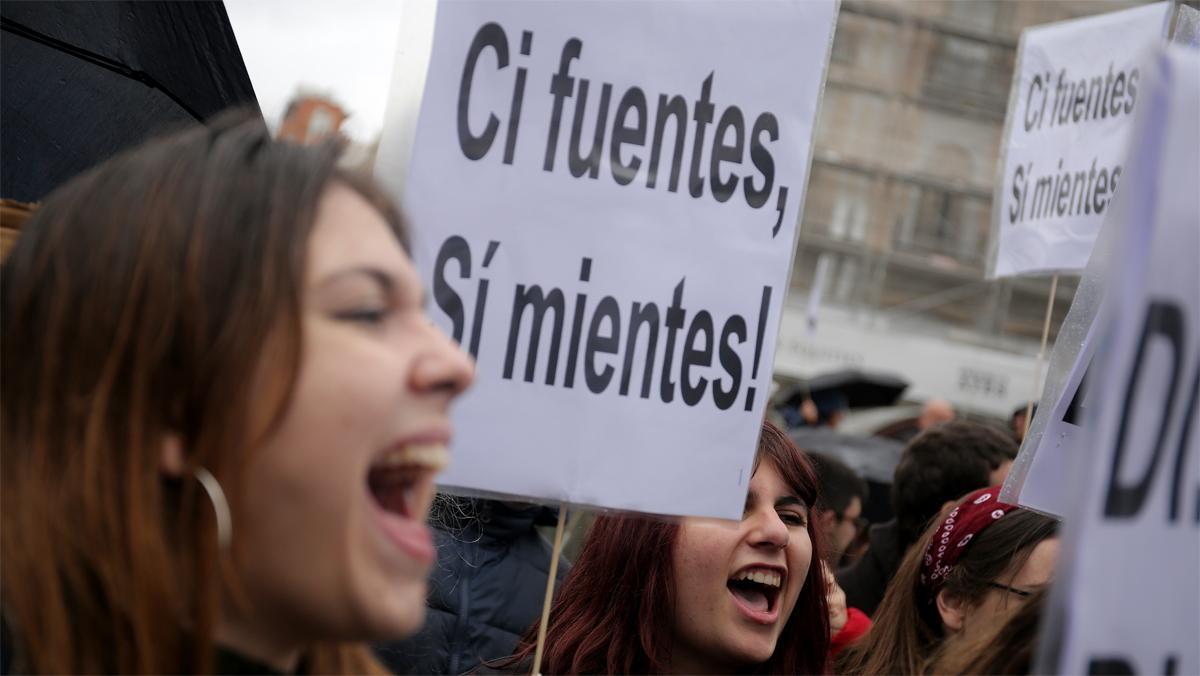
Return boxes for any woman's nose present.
[748,509,790,550]
[410,320,475,397]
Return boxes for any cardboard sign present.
[1042,45,1199,675]
[376,1,836,519]
[989,3,1168,278]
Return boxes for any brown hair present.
[498,421,830,674]
[1,112,398,673]
[837,502,1056,675]
[923,587,1046,675]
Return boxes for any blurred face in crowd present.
[829,495,863,561]
[671,460,813,673]
[955,537,1060,640]
[918,398,956,430]
[1011,411,1029,441]
[989,459,1014,486]
[220,184,474,667]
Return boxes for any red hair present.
[501,421,830,674]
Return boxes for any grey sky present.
[225,0,405,142]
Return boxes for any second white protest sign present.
[378,1,836,519]
[990,2,1168,278]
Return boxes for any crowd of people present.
[2,116,1061,674]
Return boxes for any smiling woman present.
[837,487,1059,676]
[0,112,473,673]
[492,420,830,675]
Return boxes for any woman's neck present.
[215,613,303,673]
[666,644,744,675]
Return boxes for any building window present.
[802,163,872,242]
[831,24,857,64]
[921,34,1012,118]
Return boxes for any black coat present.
[835,518,904,617]
[375,498,568,675]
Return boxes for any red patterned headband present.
[918,486,1016,605]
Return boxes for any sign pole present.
[531,503,568,676]
[1025,273,1060,437]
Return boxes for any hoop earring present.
[194,467,232,550]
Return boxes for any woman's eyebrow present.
[318,267,396,293]
[776,496,807,510]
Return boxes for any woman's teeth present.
[375,443,449,470]
[732,570,782,588]
[367,444,448,518]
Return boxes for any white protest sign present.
[989,2,1168,278]
[1042,45,1199,675]
[1001,3,1200,518]
[377,1,837,519]
[1009,328,1096,517]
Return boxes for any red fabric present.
[918,485,1016,606]
[830,607,872,656]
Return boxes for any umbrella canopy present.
[1,1,259,203]
[788,427,904,484]
[778,368,910,410]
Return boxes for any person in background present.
[923,587,1047,675]
[809,452,868,567]
[781,389,848,430]
[491,421,830,674]
[0,115,474,673]
[917,398,956,432]
[809,453,872,655]
[837,421,1017,616]
[1011,403,1038,444]
[837,487,1059,675]
[810,390,850,429]
[824,565,872,660]
[893,398,956,444]
[374,497,569,674]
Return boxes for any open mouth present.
[367,443,448,518]
[727,568,784,616]
[366,443,447,566]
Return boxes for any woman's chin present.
[727,636,778,668]
[355,577,429,641]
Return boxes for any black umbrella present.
[789,426,905,524]
[788,427,904,484]
[779,368,909,410]
[1,1,259,203]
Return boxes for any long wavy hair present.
[500,421,830,674]
[922,587,1047,675]
[1,113,400,673]
[837,501,1057,676]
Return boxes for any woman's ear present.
[160,433,186,478]
[936,588,967,633]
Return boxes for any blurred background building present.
[773,0,1155,418]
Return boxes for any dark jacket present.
[835,518,905,617]
[375,498,568,675]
